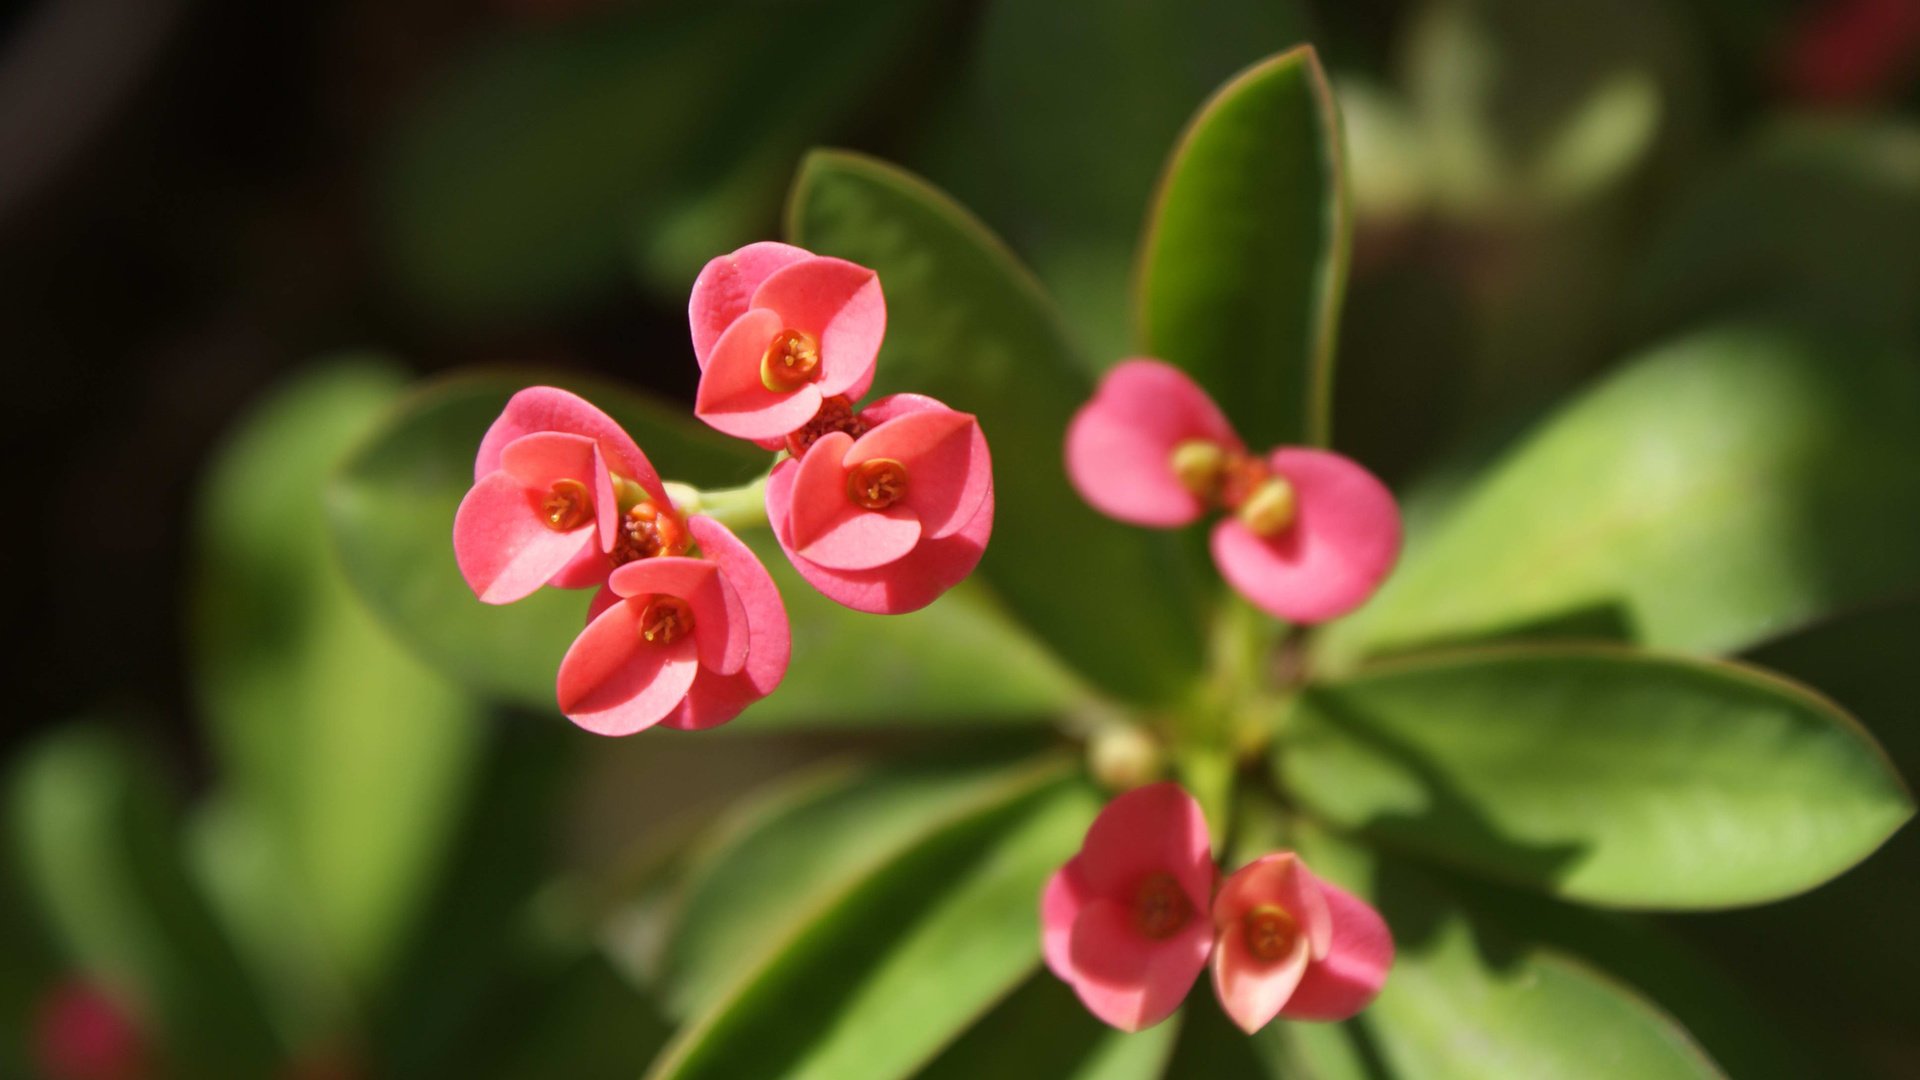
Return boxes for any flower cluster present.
[690,242,993,614]
[1066,360,1400,622]
[1043,783,1393,1033]
[454,387,790,735]
[451,243,994,735]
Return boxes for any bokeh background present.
[4,0,1918,1076]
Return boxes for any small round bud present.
[1089,724,1165,792]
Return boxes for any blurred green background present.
[3,0,1918,1076]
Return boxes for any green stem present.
[668,474,771,532]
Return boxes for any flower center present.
[761,328,822,392]
[1243,904,1300,962]
[847,458,909,510]
[541,479,594,532]
[1133,872,1194,940]
[636,595,694,645]
[612,501,688,565]
[787,395,869,458]
[1165,441,1297,537]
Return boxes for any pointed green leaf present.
[1280,645,1912,908]
[647,773,1099,1080]
[661,751,1069,1020]
[1702,601,1920,1060]
[7,726,281,1074]
[788,150,1210,704]
[922,0,1310,363]
[380,0,940,324]
[194,361,485,996]
[1322,322,1920,666]
[326,370,1083,725]
[1295,826,1725,1080]
[1135,45,1351,449]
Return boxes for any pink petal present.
[767,458,992,614]
[1076,782,1214,905]
[1041,859,1095,985]
[1212,914,1312,1034]
[608,556,747,676]
[849,406,991,539]
[549,541,613,591]
[785,431,921,570]
[856,392,945,425]
[1210,448,1401,623]
[1281,877,1394,1022]
[750,256,884,399]
[496,433,620,553]
[454,472,596,604]
[1214,854,1333,960]
[1065,897,1214,1032]
[1065,359,1242,528]
[476,386,665,505]
[694,308,824,440]
[689,242,812,368]
[661,517,791,730]
[555,599,700,736]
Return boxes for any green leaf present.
[1695,600,1920,1062]
[661,751,1069,1020]
[1626,118,1920,350]
[379,0,941,324]
[326,370,1083,724]
[919,0,1310,362]
[1295,826,1725,1080]
[193,361,485,999]
[1321,322,1920,666]
[1136,45,1350,449]
[647,773,1100,1080]
[788,150,1211,704]
[917,974,1179,1080]
[6,726,281,1074]
[1279,645,1912,908]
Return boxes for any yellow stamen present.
[541,479,594,532]
[761,328,822,391]
[847,458,909,510]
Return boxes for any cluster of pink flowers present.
[1044,784,1393,1033]
[451,243,992,735]
[691,242,993,614]
[1067,360,1401,623]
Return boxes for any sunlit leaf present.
[1295,826,1725,1079]
[1322,322,1920,665]
[661,751,1069,1020]
[1280,645,1912,908]
[647,770,1098,1080]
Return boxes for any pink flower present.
[1041,783,1215,1032]
[690,242,885,443]
[1065,359,1401,623]
[455,387,687,603]
[33,980,148,1080]
[1210,854,1394,1033]
[556,517,788,736]
[764,394,993,615]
